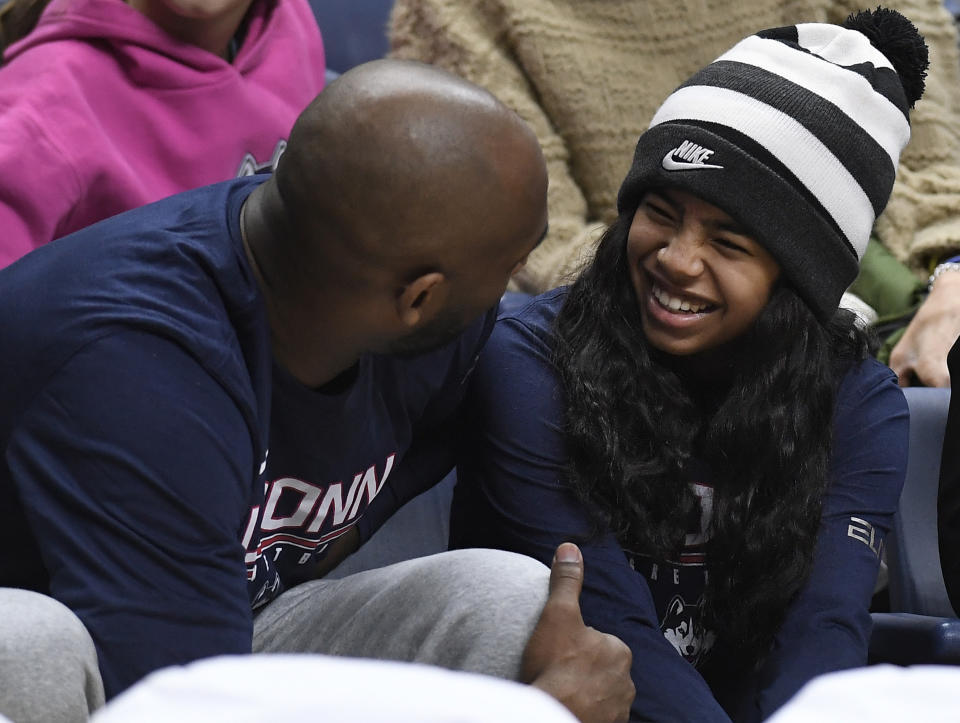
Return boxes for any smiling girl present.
[451,8,923,722]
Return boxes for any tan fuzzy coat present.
[390,0,960,293]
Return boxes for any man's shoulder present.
[0,176,269,424]
[104,175,263,231]
[3,175,261,314]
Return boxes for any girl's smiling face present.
[626,187,781,358]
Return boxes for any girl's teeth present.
[653,285,707,314]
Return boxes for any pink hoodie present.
[0,0,325,267]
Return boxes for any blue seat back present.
[309,0,394,74]
[886,387,954,616]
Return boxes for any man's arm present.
[7,331,258,697]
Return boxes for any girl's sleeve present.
[733,360,909,722]
[452,312,730,722]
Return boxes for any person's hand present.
[889,272,960,387]
[520,543,635,723]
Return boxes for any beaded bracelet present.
[929,254,960,291]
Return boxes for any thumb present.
[547,542,585,618]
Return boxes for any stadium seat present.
[309,0,394,74]
[869,387,960,664]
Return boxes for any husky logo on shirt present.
[236,139,287,177]
[661,594,715,664]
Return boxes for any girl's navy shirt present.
[451,288,909,723]
[0,175,493,698]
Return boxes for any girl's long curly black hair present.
[555,209,871,675]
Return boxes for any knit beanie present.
[616,8,928,320]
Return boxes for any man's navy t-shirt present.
[0,176,493,697]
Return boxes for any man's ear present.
[396,272,446,329]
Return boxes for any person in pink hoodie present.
[0,0,326,268]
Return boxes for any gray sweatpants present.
[1,549,548,721]
[254,549,551,679]
[0,588,104,723]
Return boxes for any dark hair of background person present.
[0,0,49,57]
[555,212,873,681]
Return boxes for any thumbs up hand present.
[520,543,635,723]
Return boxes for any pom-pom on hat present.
[616,7,928,320]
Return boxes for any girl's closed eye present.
[643,198,676,223]
[713,237,750,255]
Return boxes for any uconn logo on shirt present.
[243,453,396,584]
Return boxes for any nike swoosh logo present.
[662,151,724,171]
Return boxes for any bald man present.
[0,59,632,723]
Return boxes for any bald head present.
[261,59,547,291]
[242,60,548,385]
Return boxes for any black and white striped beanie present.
[616,7,928,320]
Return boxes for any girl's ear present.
[396,272,446,329]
